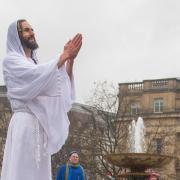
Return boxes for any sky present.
[1,0,180,103]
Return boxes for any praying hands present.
[58,33,82,68]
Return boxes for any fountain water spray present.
[128,117,146,153]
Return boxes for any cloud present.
[1,0,180,103]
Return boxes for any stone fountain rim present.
[118,172,150,177]
[105,152,175,158]
[105,152,175,169]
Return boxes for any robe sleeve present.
[3,53,74,106]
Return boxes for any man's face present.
[69,153,79,165]
[19,21,39,50]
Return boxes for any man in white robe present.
[0,19,82,180]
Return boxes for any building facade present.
[119,78,180,180]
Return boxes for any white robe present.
[1,21,75,180]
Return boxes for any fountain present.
[105,117,173,180]
[128,117,146,153]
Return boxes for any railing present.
[119,78,180,93]
[151,80,168,88]
[128,83,143,90]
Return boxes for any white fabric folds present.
[3,20,75,155]
[3,53,75,154]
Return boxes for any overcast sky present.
[1,0,180,103]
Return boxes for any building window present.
[155,138,163,154]
[176,133,180,140]
[154,98,164,113]
[131,103,140,115]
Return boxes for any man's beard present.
[21,36,39,50]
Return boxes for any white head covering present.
[7,21,24,55]
[6,20,37,62]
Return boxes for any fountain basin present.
[105,153,174,171]
[119,172,149,180]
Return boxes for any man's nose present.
[29,30,34,36]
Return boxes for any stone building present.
[118,78,180,180]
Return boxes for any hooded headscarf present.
[6,20,38,60]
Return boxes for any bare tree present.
[79,81,130,179]
[0,101,11,172]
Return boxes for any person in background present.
[56,151,86,180]
[149,172,160,180]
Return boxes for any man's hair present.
[17,19,27,32]
[17,19,27,48]
[69,151,79,157]
[17,19,27,44]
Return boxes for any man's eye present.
[23,28,34,32]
